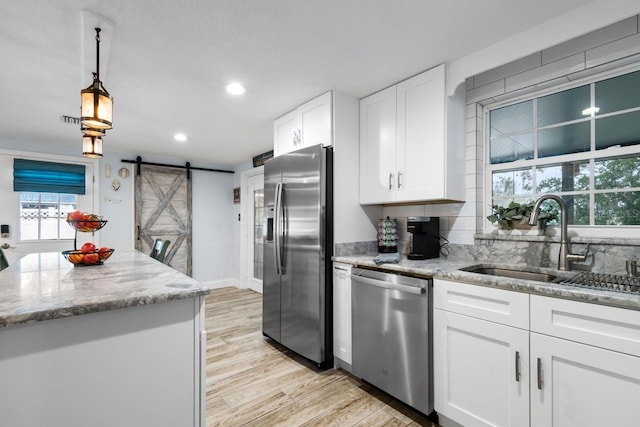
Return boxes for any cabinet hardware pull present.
[398,171,402,189]
[334,266,348,271]
[515,351,521,382]
[389,173,394,190]
[537,357,543,390]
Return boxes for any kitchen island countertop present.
[333,254,640,311]
[0,250,211,328]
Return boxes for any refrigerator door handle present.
[274,182,282,275]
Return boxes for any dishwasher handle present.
[351,274,426,295]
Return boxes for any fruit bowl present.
[62,249,115,266]
[67,218,108,233]
[66,211,107,232]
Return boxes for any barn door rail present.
[121,156,234,179]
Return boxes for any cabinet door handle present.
[537,357,543,390]
[389,173,394,190]
[398,171,402,189]
[515,351,521,382]
[334,266,348,271]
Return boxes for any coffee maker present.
[407,216,440,260]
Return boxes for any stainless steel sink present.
[460,265,558,282]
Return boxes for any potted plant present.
[487,201,559,233]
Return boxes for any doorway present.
[240,166,264,293]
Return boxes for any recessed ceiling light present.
[174,133,188,142]
[226,82,246,95]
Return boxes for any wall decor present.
[233,187,240,204]
[252,150,273,167]
[118,167,129,179]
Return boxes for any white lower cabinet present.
[434,279,529,427]
[529,295,640,427]
[434,279,640,427]
[332,262,352,366]
[530,332,640,427]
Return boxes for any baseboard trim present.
[199,278,240,289]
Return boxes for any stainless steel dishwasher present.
[351,267,433,415]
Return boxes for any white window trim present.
[0,148,100,243]
[481,63,640,239]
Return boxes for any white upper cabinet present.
[273,110,300,157]
[274,91,332,157]
[359,64,464,204]
[359,86,397,204]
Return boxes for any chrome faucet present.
[529,194,589,271]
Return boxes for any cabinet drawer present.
[531,295,640,357]
[434,279,529,329]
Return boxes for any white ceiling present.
[0,0,596,166]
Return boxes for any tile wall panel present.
[467,79,505,104]
[542,16,637,64]
[505,53,585,93]
[473,52,542,87]
[586,32,640,68]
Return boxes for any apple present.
[67,210,84,222]
[83,253,100,265]
[81,242,96,253]
[98,247,111,260]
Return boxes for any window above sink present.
[485,67,640,236]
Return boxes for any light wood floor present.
[205,287,439,427]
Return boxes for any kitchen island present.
[0,251,210,427]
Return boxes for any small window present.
[19,193,78,240]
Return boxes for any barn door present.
[135,165,192,276]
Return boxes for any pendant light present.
[80,27,113,130]
[81,125,105,138]
[82,135,103,159]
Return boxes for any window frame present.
[0,148,99,245]
[18,192,79,241]
[483,63,640,238]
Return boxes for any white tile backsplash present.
[423,203,464,217]
[467,79,505,104]
[465,131,479,147]
[586,32,640,69]
[542,16,637,65]
[505,53,586,93]
[473,52,542,87]
[445,230,474,245]
[447,215,477,231]
[465,103,476,119]
[464,173,480,190]
[569,53,640,81]
[383,204,424,218]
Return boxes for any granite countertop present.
[0,251,212,328]
[333,254,640,311]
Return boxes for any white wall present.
[191,169,235,285]
[0,138,237,284]
[383,10,640,248]
[333,91,382,245]
[447,0,640,95]
[98,151,135,251]
[232,160,253,286]
[0,142,99,264]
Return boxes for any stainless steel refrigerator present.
[262,144,332,367]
